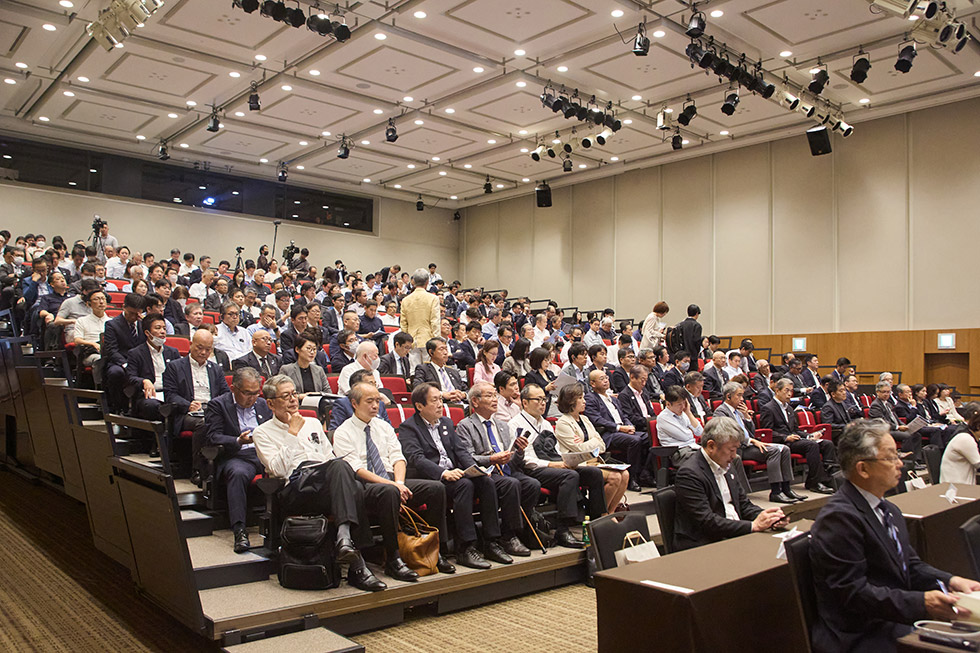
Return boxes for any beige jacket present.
[399,287,440,344]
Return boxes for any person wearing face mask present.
[126,314,181,422]
[337,341,383,395]
[280,333,330,396]
[330,330,358,373]
[0,246,25,310]
[661,350,692,389]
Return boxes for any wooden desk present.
[897,630,980,652]
[594,522,812,652]
[890,484,980,578]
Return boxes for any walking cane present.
[492,462,548,555]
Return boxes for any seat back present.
[443,404,465,425]
[390,404,416,430]
[923,444,942,484]
[326,375,339,393]
[379,376,407,393]
[165,336,190,355]
[960,515,980,580]
[652,487,677,554]
[587,512,652,571]
[784,532,817,644]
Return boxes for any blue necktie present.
[485,419,510,476]
[364,424,392,480]
[877,501,906,573]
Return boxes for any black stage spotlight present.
[484,175,493,193]
[686,42,714,69]
[157,141,170,160]
[540,88,557,109]
[206,108,220,132]
[551,92,568,113]
[895,43,916,73]
[808,67,829,94]
[632,24,650,56]
[260,0,287,21]
[563,99,579,119]
[604,113,622,132]
[337,136,350,159]
[385,118,398,143]
[671,131,683,150]
[806,125,832,156]
[562,157,573,172]
[278,163,288,182]
[285,6,306,28]
[331,17,351,41]
[750,73,775,98]
[850,52,871,83]
[234,0,259,13]
[416,195,424,211]
[248,81,261,111]
[710,55,734,79]
[677,99,697,126]
[686,11,706,38]
[721,88,739,116]
[307,12,333,36]
[535,180,552,207]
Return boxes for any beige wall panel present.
[909,98,980,329]
[835,114,909,332]
[496,196,534,293]
[571,177,616,311]
[771,135,835,334]
[614,168,662,321]
[462,202,499,287]
[531,185,573,304]
[662,156,714,331]
[713,144,771,335]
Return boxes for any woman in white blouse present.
[553,384,628,514]
[73,289,111,384]
[935,384,965,424]
[939,412,980,484]
[640,301,669,351]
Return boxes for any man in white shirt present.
[657,385,705,465]
[105,245,130,279]
[494,371,523,423]
[334,382,455,580]
[251,375,386,592]
[722,351,743,382]
[214,301,252,361]
[560,343,590,389]
[337,341,382,395]
[190,269,215,303]
[582,317,604,349]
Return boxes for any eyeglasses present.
[238,389,261,397]
[860,455,902,465]
[274,391,298,401]
[525,396,547,403]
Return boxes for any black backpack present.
[277,515,341,590]
[665,324,683,355]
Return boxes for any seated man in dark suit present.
[809,374,833,411]
[584,344,615,377]
[203,367,273,553]
[684,370,712,424]
[759,378,837,495]
[452,321,483,369]
[609,347,636,394]
[329,329,358,373]
[398,383,515,570]
[673,416,787,551]
[357,300,387,350]
[103,292,146,411]
[820,378,854,430]
[809,419,980,653]
[328,369,391,431]
[378,331,413,386]
[869,381,922,463]
[618,364,659,435]
[413,337,467,403]
[636,348,665,403]
[787,359,812,396]
[661,350,690,390]
[702,350,729,400]
[278,304,306,359]
[893,383,948,449]
[126,314,181,422]
[843,374,864,419]
[752,360,773,400]
[585,370,648,492]
[232,328,282,378]
[162,329,230,483]
[756,370,778,407]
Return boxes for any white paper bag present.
[905,471,927,492]
[614,530,661,566]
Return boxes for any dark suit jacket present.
[453,339,481,369]
[329,349,353,374]
[327,396,390,431]
[752,374,771,395]
[755,385,775,407]
[232,351,282,376]
[810,387,829,410]
[163,356,229,432]
[702,366,728,400]
[844,392,863,420]
[869,398,900,430]
[618,386,656,431]
[713,401,755,439]
[803,368,821,388]
[322,307,343,338]
[674,449,762,550]
[584,391,626,435]
[103,314,145,367]
[203,393,273,462]
[413,362,467,393]
[821,400,851,427]
[164,297,187,325]
[758,399,799,444]
[203,292,227,312]
[809,480,951,653]
[789,372,809,396]
[398,414,474,480]
[125,343,181,391]
[661,367,685,390]
[687,390,712,421]
[610,366,630,394]
[378,351,410,384]
[675,317,702,358]
[894,400,917,424]
[279,325,300,357]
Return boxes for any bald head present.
[190,329,213,364]
[355,340,379,370]
[251,328,272,357]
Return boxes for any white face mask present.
[150,335,166,348]
[13,256,23,265]
[168,274,178,285]
[370,357,380,371]
[35,241,45,248]
[178,298,187,308]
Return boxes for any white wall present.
[460,96,980,335]
[0,182,460,280]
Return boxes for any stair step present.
[222,627,364,653]
[189,528,276,590]
[180,509,214,538]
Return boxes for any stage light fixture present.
[331,16,351,41]
[563,97,579,119]
[749,73,775,98]
[157,141,169,160]
[938,20,963,44]
[416,195,424,211]
[895,42,916,73]
[914,1,939,20]
[839,121,854,137]
[530,144,546,161]
[677,99,698,126]
[540,88,557,109]
[385,118,398,143]
[595,128,613,145]
[797,101,815,118]
[535,180,552,208]
[808,66,829,95]
[484,175,493,193]
[686,10,706,38]
[307,12,333,36]
[632,24,650,56]
[604,113,622,132]
[581,134,594,148]
[278,163,288,182]
[710,54,734,79]
[233,0,259,13]
[685,42,714,69]
[86,0,165,51]
[285,5,306,27]
[337,135,351,159]
[248,81,260,111]
[850,52,872,83]
[260,0,287,21]
[779,90,800,111]
[562,156,573,172]
[721,88,739,115]
[206,107,220,132]
[671,131,683,150]
[952,36,969,54]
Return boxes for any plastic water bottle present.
[583,516,596,587]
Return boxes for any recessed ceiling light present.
[557,65,568,72]
[229,71,241,78]
[186,100,197,106]
[710,9,724,18]
[167,112,178,118]
[259,158,268,163]
[3,79,15,85]
[136,134,146,140]
[296,165,304,170]
[233,191,240,195]
[343,222,349,226]
[908,14,919,20]
[299,140,308,146]
[235,111,245,117]
[495,183,504,188]
[413,10,426,18]
[473,66,484,73]
[631,94,642,101]
[42,24,57,31]
[578,163,587,169]
[450,195,458,200]
[439,171,447,175]
[362,178,371,182]
[321,130,331,136]
[254,54,267,61]
[63,90,74,97]
[292,214,298,218]
[610,156,619,161]
[516,81,527,87]
[321,205,327,208]
[859,98,870,104]
[179,143,189,148]
[779,50,793,58]
[444,108,455,114]
[360,140,370,145]
[463,164,472,168]
[281,84,292,91]
[611,9,624,17]
[809,67,822,75]
[414,119,424,125]
[974,71,980,77]
[653,29,665,38]
[59,0,73,6]
[294,200,300,204]
[431,156,440,161]
[719,130,729,135]
[520,148,528,153]
[514,49,526,56]
[15,62,28,69]
[407,164,415,169]
[76,75,89,82]
[487,139,496,144]
[521,177,530,182]
[403,96,414,102]
[374,32,387,40]
[68,181,76,186]
[373,108,383,114]
[518,129,528,134]
[173,198,181,203]
[38,116,50,122]
[309,69,320,76]
[393,184,402,188]
[623,119,633,124]
[682,139,690,145]
[2,155,10,159]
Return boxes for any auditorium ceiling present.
[1,0,979,207]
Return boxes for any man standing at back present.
[400,268,440,373]
[675,304,702,360]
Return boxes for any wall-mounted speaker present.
[806,126,832,156]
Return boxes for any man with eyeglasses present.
[252,374,385,592]
[204,367,272,553]
[809,419,980,652]
[214,301,252,361]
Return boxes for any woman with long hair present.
[472,340,501,385]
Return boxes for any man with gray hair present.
[337,340,382,395]
[399,268,440,373]
[879,372,898,405]
[809,419,980,652]
[869,381,921,464]
[673,416,788,550]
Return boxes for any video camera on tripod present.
[92,215,106,233]
[283,240,300,263]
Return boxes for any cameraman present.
[95,220,118,263]
[288,247,311,278]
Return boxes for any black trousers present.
[891,429,923,458]
[490,472,540,538]
[360,479,447,556]
[600,430,648,482]
[526,464,601,524]
[133,395,164,421]
[104,364,128,411]
[788,437,837,486]
[443,474,507,547]
[182,414,208,474]
[279,458,371,548]
[218,448,264,530]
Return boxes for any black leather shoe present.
[148,446,160,459]
[787,489,809,502]
[384,556,419,582]
[348,564,387,592]
[335,537,359,564]
[806,482,835,495]
[233,528,250,554]
[555,529,584,549]
[768,491,796,505]
[502,535,531,557]
[456,544,491,570]
[637,474,657,488]
[484,540,513,565]
[627,480,642,493]
[436,554,456,574]
[190,470,202,488]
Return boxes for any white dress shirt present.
[333,414,405,475]
[598,393,624,425]
[631,386,649,419]
[338,361,382,395]
[215,321,252,360]
[656,409,703,448]
[148,345,166,393]
[508,411,552,469]
[701,447,739,521]
[252,415,335,481]
[188,356,212,403]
